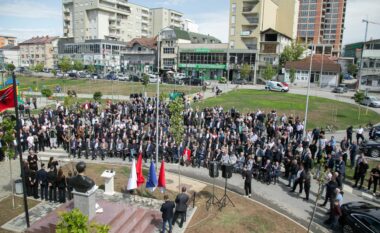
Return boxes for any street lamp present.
[304,44,315,136]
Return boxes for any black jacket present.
[160,201,175,220]
[36,168,48,185]
[175,193,189,212]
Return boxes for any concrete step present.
[116,208,146,233]
[132,211,161,233]
[109,207,137,233]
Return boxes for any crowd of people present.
[1,91,378,231]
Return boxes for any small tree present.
[169,98,185,193]
[354,91,365,120]
[51,69,57,76]
[93,91,103,102]
[73,60,84,71]
[279,42,306,66]
[58,57,72,73]
[41,88,53,98]
[34,63,44,72]
[142,73,149,93]
[347,63,358,77]
[64,95,77,112]
[56,208,110,233]
[87,64,96,74]
[240,64,251,80]
[289,68,296,84]
[262,64,277,81]
[6,63,15,72]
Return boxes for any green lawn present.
[193,89,379,130]
[15,76,202,97]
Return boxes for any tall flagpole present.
[12,72,30,227]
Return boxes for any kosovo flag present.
[0,86,15,112]
[145,161,158,192]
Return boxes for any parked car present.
[370,125,380,140]
[332,86,345,93]
[361,96,380,108]
[56,72,64,78]
[165,77,184,85]
[174,73,186,80]
[265,81,289,92]
[130,75,141,82]
[68,72,79,78]
[117,74,129,81]
[232,79,248,85]
[359,140,380,158]
[106,73,117,80]
[91,73,99,79]
[340,202,380,233]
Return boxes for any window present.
[231,3,236,14]
[354,214,380,232]
[230,27,235,36]
[163,48,175,54]
[231,16,235,24]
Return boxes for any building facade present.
[0,35,17,48]
[259,28,292,68]
[0,45,20,68]
[284,54,341,87]
[358,39,380,91]
[122,37,157,75]
[151,8,184,36]
[297,0,347,56]
[19,36,59,69]
[228,0,299,50]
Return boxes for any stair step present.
[131,211,161,233]
[116,208,146,233]
[110,207,138,233]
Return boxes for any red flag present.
[157,160,166,192]
[183,148,191,161]
[136,152,145,187]
[0,86,16,112]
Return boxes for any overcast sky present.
[0,0,379,45]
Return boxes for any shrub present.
[41,88,53,98]
[93,91,103,102]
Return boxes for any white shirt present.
[357,128,364,135]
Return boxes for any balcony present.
[244,16,259,25]
[63,8,70,14]
[64,16,70,21]
[241,31,253,37]
[63,0,73,4]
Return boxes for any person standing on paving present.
[160,194,175,233]
[172,186,189,228]
[242,165,253,197]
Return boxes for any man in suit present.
[160,194,175,233]
[172,186,189,228]
[36,163,48,201]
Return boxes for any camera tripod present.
[219,175,235,210]
[206,177,221,210]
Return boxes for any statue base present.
[72,186,98,220]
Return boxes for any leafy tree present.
[347,63,358,77]
[289,68,296,84]
[73,60,84,71]
[169,98,185,193]
[262,64,277,81]
[34,63,44,72]
[87,64,96,74]
[64,95,77,112]
[240,64,251,80]
[6,63,15,72]
[93,91,103,102]
[142,74,149,93]
[353,91,365,103]
[58,57,72,73]
[41,88,53,98]
[51,69,57,76]
[56,208,110,233]
[279,42,305,66]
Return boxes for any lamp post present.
[304,44,315,136]
[155,29,163,170]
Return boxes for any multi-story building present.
[126,3,152,39]
[297,0,347,56]
[159,27,221,72]
[19,36,59,69]
[62,0,132,42]
[122,37,157,74]
[355,39,380,91]
[0,45,20,68]
[182,19,199,33]
[0,35,17,48]
[229,0,299,50]
[151,8,184,36]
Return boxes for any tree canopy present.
[262,64,277,81]
[240,64,251,80]
[279,42,305,66]
[58,57,72,73]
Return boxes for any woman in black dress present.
[56,168,67,203]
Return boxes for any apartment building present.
[0,45,20,68]
[19,36,59,69]
[0,35,17,48]
[228,0,299,50]
[151,8,184,36]
[297,0,347,56]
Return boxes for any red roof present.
[127,36,157,49]
[19,36,58,45]
[285,55,341,73]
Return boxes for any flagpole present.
[12,72,30,227]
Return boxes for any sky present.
[0,0,379,46]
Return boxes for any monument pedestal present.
[72,186,98,220]
[101,170,116,195]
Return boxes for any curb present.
[343,185,380,204]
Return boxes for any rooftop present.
[0,45,19,50]
[170,27,221,44]
[19,36,59,45]
[0,35,16,39]
[285,55,341,73]
[127,36,157,49]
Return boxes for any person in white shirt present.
[27,133,35,151]
[356,126,364,144]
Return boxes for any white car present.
[174,73,187,80]
[147,73,159,83]
[117,74,129,81]
[361,96,380,108]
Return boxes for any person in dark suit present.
[172,186,189,228]
[160,194,175,233]
[36,163,48,201]
[242,165,253,197]
[47,166,57,202]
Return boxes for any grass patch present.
[0,196,40,233]
[16,76,202,97]
[345,160,380,189]
[193,89,379,130]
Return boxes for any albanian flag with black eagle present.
[0,86,16,112]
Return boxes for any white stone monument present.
[72,185,98,220]
[101,170,116,195]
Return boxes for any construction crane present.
[358,19,380,90]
